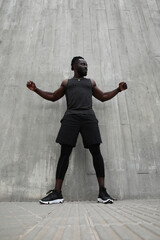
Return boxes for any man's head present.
[71,56,88,77]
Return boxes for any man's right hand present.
[26,80,66,102]
[26,81,37,91]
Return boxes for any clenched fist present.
[119,82,127,92]
[26,81,37,91]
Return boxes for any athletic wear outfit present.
[39,78,114,204]
[56,78,102,147]
[55,78,104,179]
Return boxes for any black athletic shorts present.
[56,114,102,148]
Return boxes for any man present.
[26,56,127,204]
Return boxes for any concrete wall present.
[0,0,160,201]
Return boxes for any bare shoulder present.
[61,79,68,88]
[90,79,96,88]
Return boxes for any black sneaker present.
[97,187,114,204]
[39,189,64,204]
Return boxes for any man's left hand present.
[119,82,128,91]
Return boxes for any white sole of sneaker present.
[97,198,113,204]
[39,199,64,204]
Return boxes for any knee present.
[89,144,101,155]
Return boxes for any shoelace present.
[46,189,61,195]
[46,189,54,195]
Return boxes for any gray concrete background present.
[0,0,160,201]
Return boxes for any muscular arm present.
[91,80,127,102]
[26,80,68,102]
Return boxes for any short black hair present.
[71,56,84,70]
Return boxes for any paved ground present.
[1,199,160,240]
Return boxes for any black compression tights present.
[88,144,105,178]
[56,145,73,180]
[56,144,105,180]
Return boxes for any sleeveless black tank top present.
[64,78,95,115]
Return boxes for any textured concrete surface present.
[0,199,160,240]
[0,0,160,201]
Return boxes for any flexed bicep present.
[92,80,104,102]
[26,79,67,102]
[92,79,127,102]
